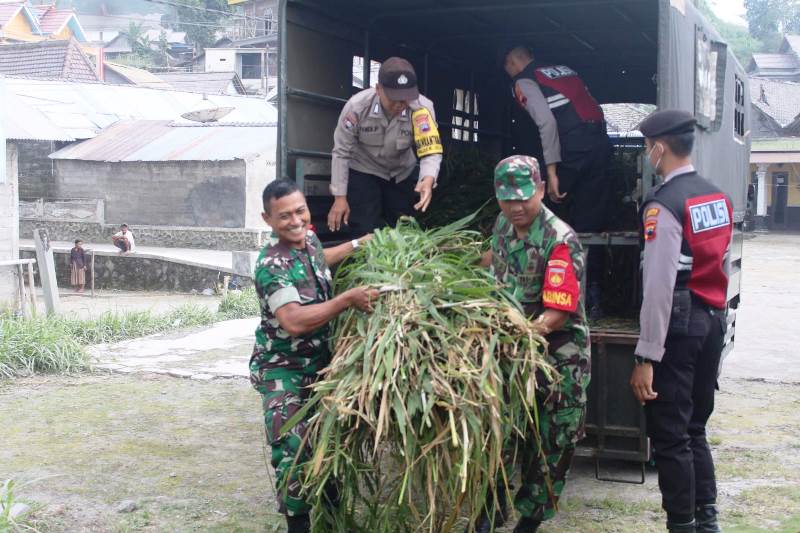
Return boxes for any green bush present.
[217,288,259,320]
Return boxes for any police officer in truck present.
[503,45,612,319]
[630,109,732,533]
[327,57,443,236]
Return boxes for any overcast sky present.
[708,0,748,26]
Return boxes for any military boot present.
[513,516,541,533]
[695,504,722,533]
[666,519,696,533]
[285,514,310,533]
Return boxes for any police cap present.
[378,57,419,101]
[638,109,697,138]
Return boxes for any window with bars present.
[452,88,479,143]
[734,74,746,139]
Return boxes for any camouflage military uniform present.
[249,230,333,517]
[491,156,591,522]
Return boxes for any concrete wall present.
[20,249,252,293]
[1,141,20,309]
[17,140,61,198]
[54,159,248,228]
[18,219,266,251]
[206,48,238,73]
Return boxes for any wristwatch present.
[351,239,360,250]
[634,355,650,365]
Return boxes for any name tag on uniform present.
[689,199,730,233]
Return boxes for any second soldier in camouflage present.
[476,155,591,533]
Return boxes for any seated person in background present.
[112,224,136,254]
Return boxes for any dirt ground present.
[34,289,222,320]
[1,373,798,533]
[2,233,800,532]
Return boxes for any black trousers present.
[645,305,726,518]
[546,135,612,285]
[346,167,419,236]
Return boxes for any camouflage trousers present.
[513,340,589,522]
[512,399,586,521]
[257,367,318,517]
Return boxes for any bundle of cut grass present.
[289,216,556,532]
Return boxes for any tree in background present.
[165,0,231,54]
[744,0,800,50]
[698,0,766,65]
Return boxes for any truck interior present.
[277,0,747,474]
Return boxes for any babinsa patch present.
[689,198,730,234]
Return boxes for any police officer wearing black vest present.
[503,46,612,319]
[630,110,732,533]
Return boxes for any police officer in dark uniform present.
[503,46,612,318]
[630,110,732,533]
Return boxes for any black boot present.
[667,519,696,533]
[286,514,310,533]
[695,504,721,533]
[466,487,508,533]
[513,516,541,533]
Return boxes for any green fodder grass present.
[217,288,259,320]
[0,305,216,379]
[0,313,88,379]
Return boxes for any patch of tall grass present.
[217,288,259,320]
[0,304,217,379]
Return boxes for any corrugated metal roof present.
[4,76,277,139]
[0,85,74,141]
[751,53,800,70]
[49,119,276,162]
[155,71,246,95]
[104,61,172,88]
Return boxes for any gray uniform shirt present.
[331,87,442,196]
[514,78,562,166]
[635,165,732,362]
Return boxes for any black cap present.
[638,109,697,138]
[378,57,419,101]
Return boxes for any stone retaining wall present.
[20,250,253,293]
[19,220,266,251]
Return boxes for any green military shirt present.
[249,230,334,391]
[491,205,591,406]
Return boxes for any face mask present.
[647,143,664,175]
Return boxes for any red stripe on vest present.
[533,66,604,122]
[682,193,732,309]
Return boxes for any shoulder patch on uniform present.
[689,198,730,234]
[342,112,358,131]
[513,84,528,107]
[644,219,657,241]
[645,207,660,218]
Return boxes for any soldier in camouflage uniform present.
[249,179,378,533]
[475,155,591,533]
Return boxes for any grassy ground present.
[1,373,798,532]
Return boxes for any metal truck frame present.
[274,0,750,478]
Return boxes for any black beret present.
[638,109,697,138]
